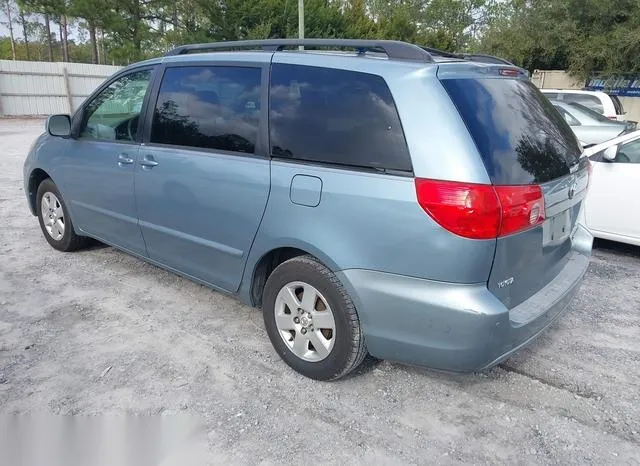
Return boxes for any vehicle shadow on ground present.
[593,238,640,258]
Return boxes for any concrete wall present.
[532,69,640,122]
[0,60,122,117]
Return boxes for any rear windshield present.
[442,78,582,185]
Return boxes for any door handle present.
[140,155,159,169]
[117,153,134,166]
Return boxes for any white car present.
[581,130,640,246]
[541,89,627,121]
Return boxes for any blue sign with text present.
[585,76,640,96]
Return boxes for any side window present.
[150,66,262,154]
[269,63,412,172]
[543,92,558,101]
[617,139,640,164]
[563,94,604,114]
[81,70,152,142]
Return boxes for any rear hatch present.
[440,69,588,309]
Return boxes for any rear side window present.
[542,92,558,100]
[269,64,412,172]
[442,78,581,185]
[151,66,262,154]
[562,93,604,114]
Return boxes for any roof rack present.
[165,39,434,62]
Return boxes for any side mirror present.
[603,145,618,161]
[46,114,71,137]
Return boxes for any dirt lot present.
[1,119,639,464]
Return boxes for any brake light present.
[415,179,545,239]
[499,68,520,77]
[494,185,545,236]
[607,116,617,120]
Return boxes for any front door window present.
[80,70,152,142]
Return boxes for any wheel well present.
[28,169,51,215]
[251,247,310,307]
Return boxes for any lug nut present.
[301,328,307,335]
[293,317,300,324]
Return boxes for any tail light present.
[415,179,545,240]
[607,116,617,120]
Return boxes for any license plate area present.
[543,209,571,246]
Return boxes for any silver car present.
[551,100,636,147]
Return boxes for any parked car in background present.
[23,39,593,381]
[580,130,640,246]
[551,101,635,147]
[541,89,627,121]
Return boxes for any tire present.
[262,255,367,381]
[36,178,89,252]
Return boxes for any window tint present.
[442,78,581,184]
[81,70,152,142]
[151,66,262,154]
[553,104,580,126]
[269,64,412,172]
[563,94,604,114]
[542,92,558,100]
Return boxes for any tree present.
[17,6,30,59]
[1,0,17,59]
[69,0,113,63]
[18,0,66,61]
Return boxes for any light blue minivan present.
[24,39,593,380]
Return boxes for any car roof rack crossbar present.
[165,39,434,62]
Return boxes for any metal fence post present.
[62,66,73,113]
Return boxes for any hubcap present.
[274,281,336,362]
[41,192,65,241]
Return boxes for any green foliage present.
[475,0,640,78]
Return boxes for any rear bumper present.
[336,224,593,372]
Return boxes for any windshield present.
[442,78,582,185]
[566,102,614,123]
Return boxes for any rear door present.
[135,62,270,292]
[441,75,587,309]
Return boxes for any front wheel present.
[262,255,367,381]
[36,178,89,252]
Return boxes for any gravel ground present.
[1,119,639,465]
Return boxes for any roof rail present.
[420,46,516,66]
[165,39,434,62]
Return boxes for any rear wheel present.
[36,179,89,252]
[262,255,367,380]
